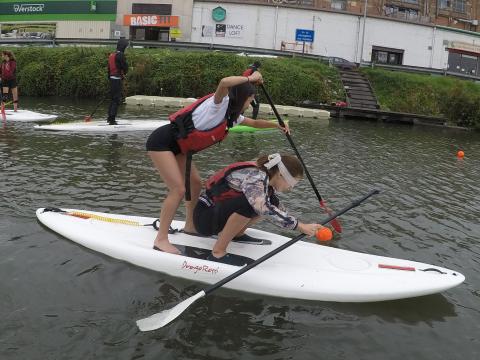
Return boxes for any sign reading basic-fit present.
[124,14,179,27]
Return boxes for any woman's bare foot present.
[153,239,181,255]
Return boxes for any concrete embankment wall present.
[125,96,331,119]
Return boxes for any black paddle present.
[136,189,379,331]
[259,83,343,233]
[84,96,107,122]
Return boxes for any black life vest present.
[169,93,232,154]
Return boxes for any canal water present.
[1,97,479,359]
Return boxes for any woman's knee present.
[169,183,186,199]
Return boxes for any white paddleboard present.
[3,109,57,122]
[36,208,465,302]
[34,119,169,132]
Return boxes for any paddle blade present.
[330,218,342,233]
[136,290,205,331]
[320,200,342,233]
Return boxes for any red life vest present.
[1,60,16,80]
[169,93,230,154]
[108,52,122,77]
[205,161,257,203]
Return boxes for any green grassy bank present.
[363,68,480,129]
[6,47,480,129]
[9,47,342,106]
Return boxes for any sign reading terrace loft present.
[0,1,117,21]
[124,14,179,27]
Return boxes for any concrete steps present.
[339,70,379,110]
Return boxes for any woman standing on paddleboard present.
[193,153,322,265]
[106,38,129,125]
[1,51,19,112]
[146,71,289,254]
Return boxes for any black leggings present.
[193,194,257,236]
[108,78,122,120]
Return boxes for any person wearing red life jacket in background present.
[146,70,290,254]
[1,51,19,112]
[194,153,322,265]
[107,38,129,125]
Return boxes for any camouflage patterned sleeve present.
[227,168,298,230]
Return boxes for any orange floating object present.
[316,226,333,242]
[457,150,465,158]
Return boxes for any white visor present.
[264,153,299,188]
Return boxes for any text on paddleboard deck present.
[182,261,219,275]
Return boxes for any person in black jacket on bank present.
[107,38,129,125]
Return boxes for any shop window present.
[372,47,404,65]
[375,51,388,63]
[447,52,462,71]
[461,54,477,74]
[447,51,479,75]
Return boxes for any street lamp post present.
[360,0,368,64]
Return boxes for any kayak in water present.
[229,119,289,133]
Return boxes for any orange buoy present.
[316,226,333,242]
[457,150,465,158]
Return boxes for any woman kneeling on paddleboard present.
[146,71,289,255]
[193,153,322,265]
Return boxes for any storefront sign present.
[13,3,45,13]
[0,0,116,21]
[212,6,226,22]
[124,14,179,27]
[449,41,480,55]
[212,24,244,38]
[169,27,182,38]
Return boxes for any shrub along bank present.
[7,47,480,129]
[362,68,480,129]
[11,47,343,106]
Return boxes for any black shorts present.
[146,123,181,154]
[193,194,257,236]
[2,79,17,89]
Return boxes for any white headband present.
[264,153,299,188]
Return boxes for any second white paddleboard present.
[34,119,169,132]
